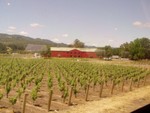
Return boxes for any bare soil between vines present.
[59,85,150,113]
[0,85,150,113]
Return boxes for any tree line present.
[0,37,150,60]
[96,37,150,60]
[0,43,25,53]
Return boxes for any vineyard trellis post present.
[48,89,53,111]
[129,78,133,91]
[121,78,125,92]
[143,75,147,86]
[137,77,140,88]
[99,82,104,98]
[110,80,115,95]
[68,86,73,106]
[85,84,90,101]
[22,93,28,113]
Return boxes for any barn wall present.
[51,49,98,58]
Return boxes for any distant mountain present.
[0,33,67,47]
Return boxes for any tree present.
[40,45,51,57]
[0,43,6,53]
[129,39,145,60]
[112,48,120,56]
[8,44,25,52]
[73,39,84,48]
[119,37,150,60]
[6,46,12,54]
[138,38,150,59]
[120,42,130,58]
[104,46,112,58]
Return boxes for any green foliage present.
[17,88,23,99]
[0,43,6,53]
[129,38,146,60]
[63,87,68,101]
[6,46,13,54]
[6,83,11,97]
[40,45,51,57]
[31,87,38,101]
[120,42,130,58]
[48,77,53,90]
[112,48,120,56]
[138,38,150,59]
[104,46,112,58]
[9,96,17,105]
[69,39,84,48]
[120,37,150,60]
[0,93,3,100]
[59,81,65,92]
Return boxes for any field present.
[0,57,150,113]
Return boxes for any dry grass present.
[58,85,150,113]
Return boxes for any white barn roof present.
[51,47,97,52]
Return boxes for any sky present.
[0,0,150,47]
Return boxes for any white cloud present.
[8,26,16,30]
[62,34,69,37]
[114,27,118,31]
[108,39,114,42]
[7,3,10,6]
[30,23,43,28]
[19,31,28,36]
[7,26,16,32]
[133,21,150,28]
[52,38,60,42]
[133,21,142,27]
[7,29,14,32]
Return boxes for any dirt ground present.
[0,85,150,113]
[57,85,150,113]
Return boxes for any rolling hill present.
[0,33,67,48]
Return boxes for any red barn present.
[51,47,98,58]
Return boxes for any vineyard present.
[0,58,150,113]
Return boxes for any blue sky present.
[0,0,150,47]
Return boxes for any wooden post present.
[143,76,147,86]
[99,82,104,98]
[121,79,125,92]
[85,84,90,101]
[137,78,140,88]
[22,93,28,113]
[68,87,73,106]
[110,81,115,95]
[129,78,133,91]
[48,90,53,111]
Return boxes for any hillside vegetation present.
[0,33,67,52]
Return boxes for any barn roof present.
[25,44,47,52]
[51,47,97,52]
